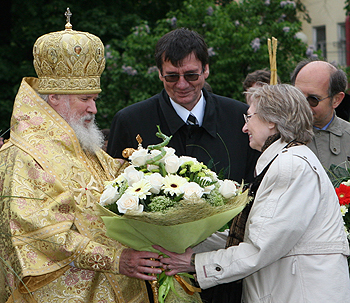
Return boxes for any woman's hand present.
[153,245,195,275]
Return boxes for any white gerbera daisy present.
[125,179,152,200]
[162,175,187,196]
[340,205,348,216]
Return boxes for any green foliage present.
[327,163,350,188]
[0,0,312,133]
[99,0,311,129]
[0,0,184,135]
[98,21,171,128]
[345,0,350,14]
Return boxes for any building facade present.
[299,0,348,66]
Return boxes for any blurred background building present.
[298,0,349,66]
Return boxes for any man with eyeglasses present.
[107,28,259,184]
[107,28,260,302]
[291,59,350,170]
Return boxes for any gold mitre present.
[33,8,105,94]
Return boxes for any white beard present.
[59,101,104,153]
[69,114,105,153]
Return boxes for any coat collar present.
[316,113,343,137]
[255,138,286,175]
[159,88,217,138]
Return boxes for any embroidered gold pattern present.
[33,13,105,94]
[0,78,149,302]
[72,171,100,208]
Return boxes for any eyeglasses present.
[161,72,203,83]
[243,113,256,124]
[306,95,331,107]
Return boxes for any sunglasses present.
[161,72,202,83]
[306,95,331,107]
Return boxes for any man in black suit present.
[107,28,259,183]
[107,27,259,303]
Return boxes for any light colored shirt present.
[314,114,334,130]
[170,92,206,127]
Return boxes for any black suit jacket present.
[107,89,260,182]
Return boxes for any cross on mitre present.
[65,8,72,30]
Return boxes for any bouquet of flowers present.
[327,164,350,270]
[98,126,250,302]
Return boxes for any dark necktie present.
[187,114,198,125]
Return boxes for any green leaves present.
[0,0,314,133]
[191,175,216,188]
[327,164,350,188]
[98,0,311,131]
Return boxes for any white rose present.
[121,166,144,186]
[165,155,180,174]
[129,148,149,167]
[145,173,164,194]
[159,147,176,163]
[117,194,143,214]
[219,179,238,199]
[147,150,163,167]
[100,184,119,206]
[179,156,199,166]
[149,149,162,161]
[182,182,204,200]
[103,180,116,189]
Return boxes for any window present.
[313,26,327,59]
[337,23,346,66]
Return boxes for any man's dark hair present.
[290,58,350,121]
[290,59,311,86]
[243,69,281,91]
[290,59,347,97]
[155,28,209,74]
[203,81,213,93]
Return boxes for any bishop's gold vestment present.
[0,77,149,303]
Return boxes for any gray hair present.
[37,93,70,103]
[38,93,49,103]
[246,84,314,144]
[290,59,347,97]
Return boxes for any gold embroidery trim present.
[12,221,72,246]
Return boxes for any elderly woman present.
[154,84,350,302]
